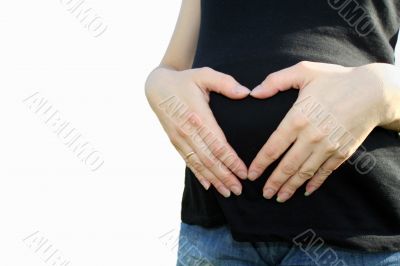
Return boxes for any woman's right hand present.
[145,66,250,197]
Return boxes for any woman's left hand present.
[247,61,400,203]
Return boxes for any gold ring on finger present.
[185,151,195,159]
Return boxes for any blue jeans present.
[176,223,400,266]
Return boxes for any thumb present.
[194,67,250,99]
[250,61,312,99]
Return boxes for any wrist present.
[358,63,400,128]
[145,66,179,96]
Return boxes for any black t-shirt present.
[181,0,400,252]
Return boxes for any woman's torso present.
[182,0,400,252]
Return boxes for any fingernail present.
[276,192,291,203]
[234,85,250,95]
[200,180,210,190]
[220,187,231,198]
[248,171,259,181]
[263,188,276,199]
[251,85,264,95]
[231,186,242,196]
[304,186,317,196]
[237,170,247,180]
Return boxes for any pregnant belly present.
[209,89,299,163]
[207,61,301,200]
[209,89,299,199]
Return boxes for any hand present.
[248,61,392,202]
[145,66,250,197]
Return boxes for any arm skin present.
[247,61,400,203]
[160,0,201,70]
[145,0,250,197]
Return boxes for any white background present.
[0,1,398,266]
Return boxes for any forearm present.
[160,0,200,71]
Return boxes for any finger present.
[262,138,313,200]
[305,156,346,196]
[193,67,251,99]
[186,151,232,198]
[172,131,235,197]
[304,131,366,196]
[203,110,248,180]
[171,136,211,190]
[248,110,306,181]
[276,147,333,202]
[180,111,248,180]
[187,164,211,190]
[250,61,314,99]
[188,136,243,196]
[179,117,243,195]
